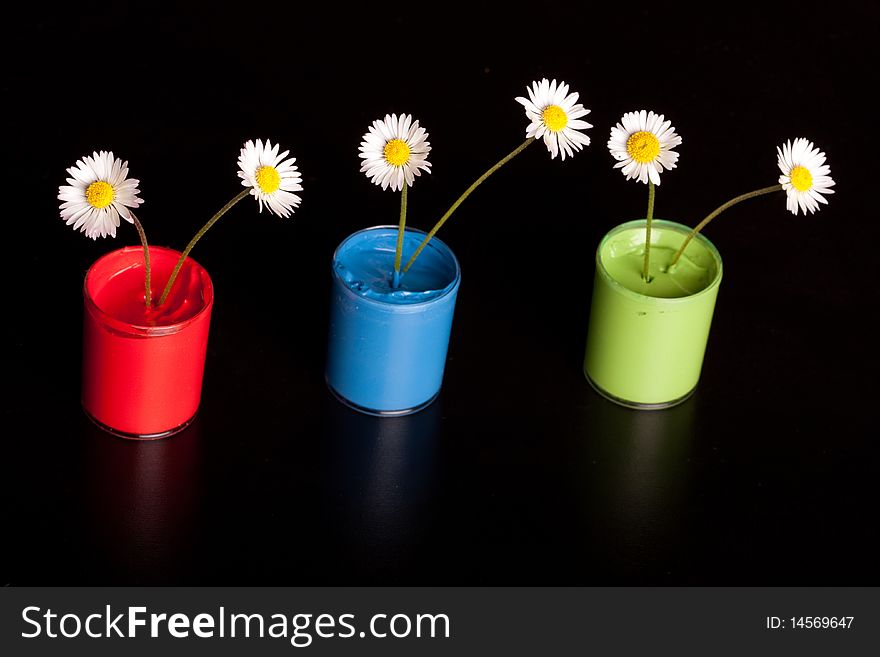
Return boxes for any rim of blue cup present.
[330,225,462,309]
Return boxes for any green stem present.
[130,211,151,308]
[643,181,655,283]
[158,188,249,307]
[401,137,535,274]
[392,183,408,288]
[669,184,783,269]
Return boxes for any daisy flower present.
[58,151,143,240]
[238,139,303,218]
[359,114,432,192]
[515,78,592,160]
[777,138,835,215]
[608,110,682,185]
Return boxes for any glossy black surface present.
[2,3,876,584]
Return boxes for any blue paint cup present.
[326,226,461,416]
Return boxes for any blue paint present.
[326,226,461,415]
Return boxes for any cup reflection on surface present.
[579,396,696,576]
[324,399,441,578]
[84,416,202,582]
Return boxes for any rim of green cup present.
[594,219,724,305]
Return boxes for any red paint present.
[82,246,214,438]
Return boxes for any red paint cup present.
[82,246,214,439]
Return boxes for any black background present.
[1,1,877,584]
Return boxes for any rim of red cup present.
[83,245,214,338]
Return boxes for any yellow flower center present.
[789,165,813,192]
[383,139,411,167]
[85,181,114,209]
[626,131,661,164]
[542,105,568,132]
[255,165,281,194]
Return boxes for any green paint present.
[583,220,723,408]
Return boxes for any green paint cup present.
[583,219,723,409]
